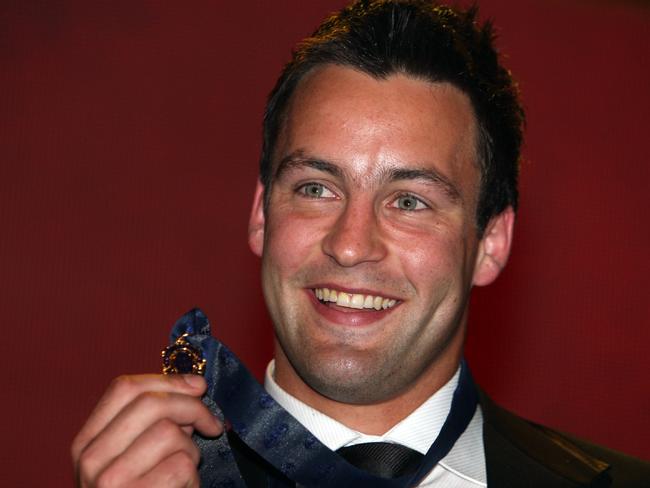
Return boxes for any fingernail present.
[182,374,204,388]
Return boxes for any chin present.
[293,352,408,405]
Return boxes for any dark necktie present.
[170,308,478,487]
[337,443,424,479]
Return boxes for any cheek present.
[393,232,464,274]
[264,213,322,276]
[394,230,466,294]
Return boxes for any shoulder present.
[479,390,650,487]
[563,433,650,487]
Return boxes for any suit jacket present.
[224,391,650,487]
[479,391,650,487]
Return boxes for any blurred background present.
[1,0,648,485]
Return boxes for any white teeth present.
[314,288,398,310]
[351,294,365,309]
[337,293,351,307]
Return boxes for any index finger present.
[71,373,206,461]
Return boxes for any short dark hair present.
[260,0,524,233]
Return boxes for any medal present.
[161,332,206,375]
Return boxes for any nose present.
[321,197,388,267]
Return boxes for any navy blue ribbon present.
[170,308,478,487]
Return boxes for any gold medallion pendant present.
[161,333,206,375]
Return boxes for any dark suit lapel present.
[480,391,611,487]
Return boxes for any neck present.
[272,335,463,435]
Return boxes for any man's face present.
[249,66,510,405]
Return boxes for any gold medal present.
[161,333,206,375]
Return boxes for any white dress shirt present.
[265,361,487,487]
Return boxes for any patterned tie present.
[170,308,478,487]
[337,443,424,478]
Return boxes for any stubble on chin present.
[276,325,422,405]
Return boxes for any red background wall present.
[1,1,648,485]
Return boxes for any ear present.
[472,206,515,287]
[248,180,266,257]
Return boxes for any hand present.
[71,374,223,487]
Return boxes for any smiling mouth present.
[313,287,398,310]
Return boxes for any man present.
[72,1,650,486]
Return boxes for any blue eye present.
[298,183,335,198]
[302,183,324,197]
[394,194,427,211]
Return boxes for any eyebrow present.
[275,151,343,179]
[386,167,462,203]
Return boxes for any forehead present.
[275,65,480,199]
